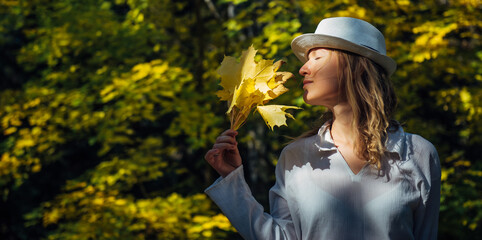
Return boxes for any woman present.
[204,17,441,240]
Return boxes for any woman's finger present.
[221,129,238,137]
[213,142,237,150]
[204,149,220,162]
[216,135,238,145]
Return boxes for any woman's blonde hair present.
[297,49,398,169]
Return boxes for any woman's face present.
[299,48,341,107]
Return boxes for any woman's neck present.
[330,103,356,146]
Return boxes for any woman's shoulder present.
[399,130,441,180]
[404,132,438,158]
[281,123,331,155]
[277,134,319,167]
[387,126,438,159]
[276,135,317,172]
[282,134,318,154]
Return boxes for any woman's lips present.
[303,80,313,87]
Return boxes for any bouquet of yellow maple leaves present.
[216,46,300,130]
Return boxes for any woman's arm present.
[413,141,441,240]
[205,165,296,240]
[205,132,297,239]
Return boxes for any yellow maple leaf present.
[228,78,265,130]
[216,45,299,130]
[228,78,262,114]
[256,105,301,130]
[264,72,293,101]
[216,46,261,99]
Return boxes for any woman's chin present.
[303,94,313,105]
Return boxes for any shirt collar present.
[313,122,406,159]
[384,126,407,159]
[314,122,337,151]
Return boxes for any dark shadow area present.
[0,139,101,240]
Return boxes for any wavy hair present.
[296,49,398,169]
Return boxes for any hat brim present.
[291,34,397,76]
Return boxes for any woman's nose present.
[299,62,310,76]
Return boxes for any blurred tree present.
[1,0,232,239]
[0,0,480,239]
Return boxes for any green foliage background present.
[0,0,480,239]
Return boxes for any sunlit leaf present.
[256,105,301,130]
[216,46,298,130]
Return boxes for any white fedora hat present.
[291,17,397,76]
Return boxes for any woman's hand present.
[205,129,242,178]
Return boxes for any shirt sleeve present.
[413,142,441,240]
[204,157,296,240]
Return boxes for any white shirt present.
[205,124,441,240]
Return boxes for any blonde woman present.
[205,17,441,240]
